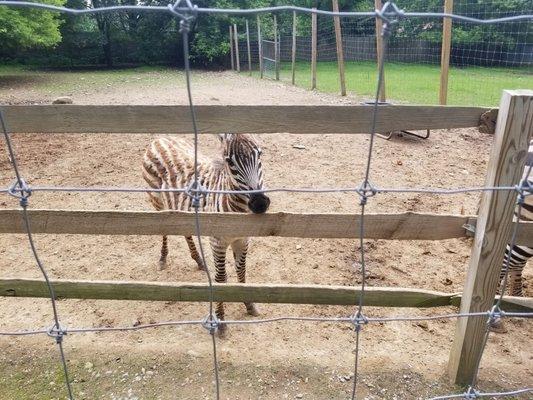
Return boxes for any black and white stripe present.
[499,140,533,297]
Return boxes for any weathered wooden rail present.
[0,210,532,246]
[1,278,531,313]
[1,104,489,134]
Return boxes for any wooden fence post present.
[274,15,280,81]
[246,20,252,75]
[374,0,386,102]
[448,90,533,385]
[257,15,263,79]
[439,0,454,105]
[229,25,235,70]
[291,11,297,85]
[233,23,240,72]
[311,8,317,90]
[332,0,346,96]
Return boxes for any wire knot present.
[357,181,377,206]
[167,0,197,32]
[185,181,206,209]
[488,305,505,325]
[376,1,404,27]
[463,386,480,399]
[202,314,220,335]
[8,178,32,207]
[350,312,368,332]
[47,323,67,344]
[515,178,532,202]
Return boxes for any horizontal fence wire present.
[0,184,527,196]
[0,1,532,400]
[1,311,531,337]
[0,1,532,23]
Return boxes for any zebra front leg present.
[211,237,229,335]
[185,236,206,270]
[231,239,259,316]
[159,235,168,270]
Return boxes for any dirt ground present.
[0,68,531,400]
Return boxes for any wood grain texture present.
[332,0,346,96]
[311,8,317,89]
[1,209,531,244]
[246,20,252,76]
[0,278,451,307]
[291,10,297,85]
[274,15,280,81]
[448,90,533,385]
[233,24,240,72]
[257,15,263,79]
[229,25,235,70]
[439,0,454,105]
[2,279,530,312]
[1,104,490,134]
[374,0,386,102]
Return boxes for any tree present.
[0,0,66,51]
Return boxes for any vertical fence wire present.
[0,111,75,399]
[176,10,221,399]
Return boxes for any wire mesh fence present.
[1,1,533,399]
[235,0,532,107]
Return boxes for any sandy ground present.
[0,68,531,399]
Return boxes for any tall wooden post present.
[332,0,346,96]
[448,90,533,385]
[246,20,252,76]
[274,15,280,81]
[291,11,297,85]
[374,0,386,102]
[311,8,317,90]
[233,24,240,72]
[439,0,454,105]
[257,15,263,79]
[229,25,235,70]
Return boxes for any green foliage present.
[0,0,66,50]
[0,0,530,67]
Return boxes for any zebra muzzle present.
[248,193,270,214]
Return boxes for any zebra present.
[499,140,533,296]
[491,139,532,333]
[142,133,270,332]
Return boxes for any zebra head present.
[219,133,270,214]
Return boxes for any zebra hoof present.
[246,303,259,317]
[158,260,167,270]
[197,262,207,271]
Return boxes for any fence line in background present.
[235,0,531,105]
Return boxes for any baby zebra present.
[142,133,270,331]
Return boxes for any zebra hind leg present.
[159,235,169,270]
[185,236,206,270]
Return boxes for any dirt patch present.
[0,69,531,399]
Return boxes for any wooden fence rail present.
[1,209,532,245]
[0,104,491,135]
[1,278,531,312]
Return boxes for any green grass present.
[259,61,532,107]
